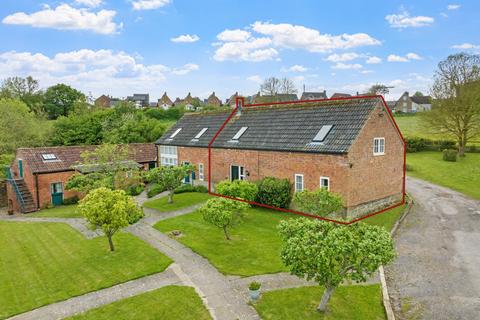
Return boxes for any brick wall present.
[159,102,404,214]
[0,180,7,207]
[36,171,81,209]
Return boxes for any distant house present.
[255,93,298,103]
[301,91,328,100]
[385,101,397,112]
[207,92,222,106]
[173,97,183,106]
[183,92,196,111]
[6,144,157,213]
[226,92,242,108]
[158,92,173,110]
[330,93,351,99]
[94,95,121,108]
[395,92,432,113]
[127,94,150,108]
[156,96,404,218]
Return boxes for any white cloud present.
[360,70,373,74]
[283,64,308,72]
[0,49,198,97]
[217,29,251,42]
[247,75,263,83]
[331,63,363,70]
[447,4,461,10]
[171,34,200,43]
[2,4,121,34]
[132,0,170,10]
[171,63,199,75]
[366,56,382,64]
[251,21,380,52]
[387,53,422,62]
[75,0,103,7]
[385,10,434,28]
[440,12,448,18]
[325,52,359,62]
[213,37,278,62]
[213,22,379,62]
[451,43,479,50]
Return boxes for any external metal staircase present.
[7,179,36,213]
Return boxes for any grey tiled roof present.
[155,98,382,154]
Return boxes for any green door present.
[51,182,63,206]
[183,162,191,184]
[18,159,23,178]
[231,165,239,181]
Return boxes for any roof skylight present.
[231,127,248,141]
[312,125,333,142]
[169,128,182,139]
[41,153,57,161]
[194,128,208,139]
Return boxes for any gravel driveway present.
[386,177,480,320]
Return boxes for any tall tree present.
[367,83,390,95]
[278,219,395,312]
[279,77,298,94]
[78,187,143,251]
[424,53,480,156]
[260,77,281,96]
[0,76,44,113]
[0,98,51,154]
[44,83,85,119]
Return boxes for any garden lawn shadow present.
[254,284,385,320]
[0,221,172,319]
[143,192,211,212]
[66,285,211,320]
[31,204,81,218]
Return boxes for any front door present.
[230,165,245,181]
[183,162,191,184]
[51,182,63,206]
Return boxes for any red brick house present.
[6,144,157,213]
[155,97,405,218]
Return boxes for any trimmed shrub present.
[147,183,165,198]
[215,179,258,201]
[256,177,292,208]
[126,184,145,196]
[405,137,427,153]
[406,136,457,153]
[442,149,458,162]
[63,196,79,205]
[438,140,456,150]
[174,184,209,194]
[292,188,343,217]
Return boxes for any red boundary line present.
[207,95,406,225]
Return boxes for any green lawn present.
[30,204,81,218]
[394,114,480,144]
[364,204,405,231]
[67,286,211,320]
[407,151,480,199]
[154,204,404,276]
[0,221,172,319]
[155,207,295,276]
[254,285,385,320]
[143,192,211,212]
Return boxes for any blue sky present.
[0,0,479,101]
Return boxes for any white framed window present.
[295,174,304,192]
[231,127,248,141]
[373,137,385,156]
[198,163,204,181]
[230,165,245,181]
[320,177,330,190]
[169,128,182,139]
[194,128,208,139]
[160,145,178,166]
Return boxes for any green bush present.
[442,149,458,162]
[405,164,414,172]
[468,145,479,153]
[63,196,79,205]
[127,206,145,224]
[256,177,292,208]
[147,183,165,198]
[173,184,209,194]
[126,184,145,196]
[215,179,258,201]
[292,188,343,217]
[406,136,456,153]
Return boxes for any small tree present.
[293,188,343,217]
[215,179,258,201]
[78,187,143,251]
[199,198,249,240]
[278,219,395,312]
[367,83,390,95]
[145,164,194,203]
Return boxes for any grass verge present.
[143,192,211,212]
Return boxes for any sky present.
[0,0,479,102]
